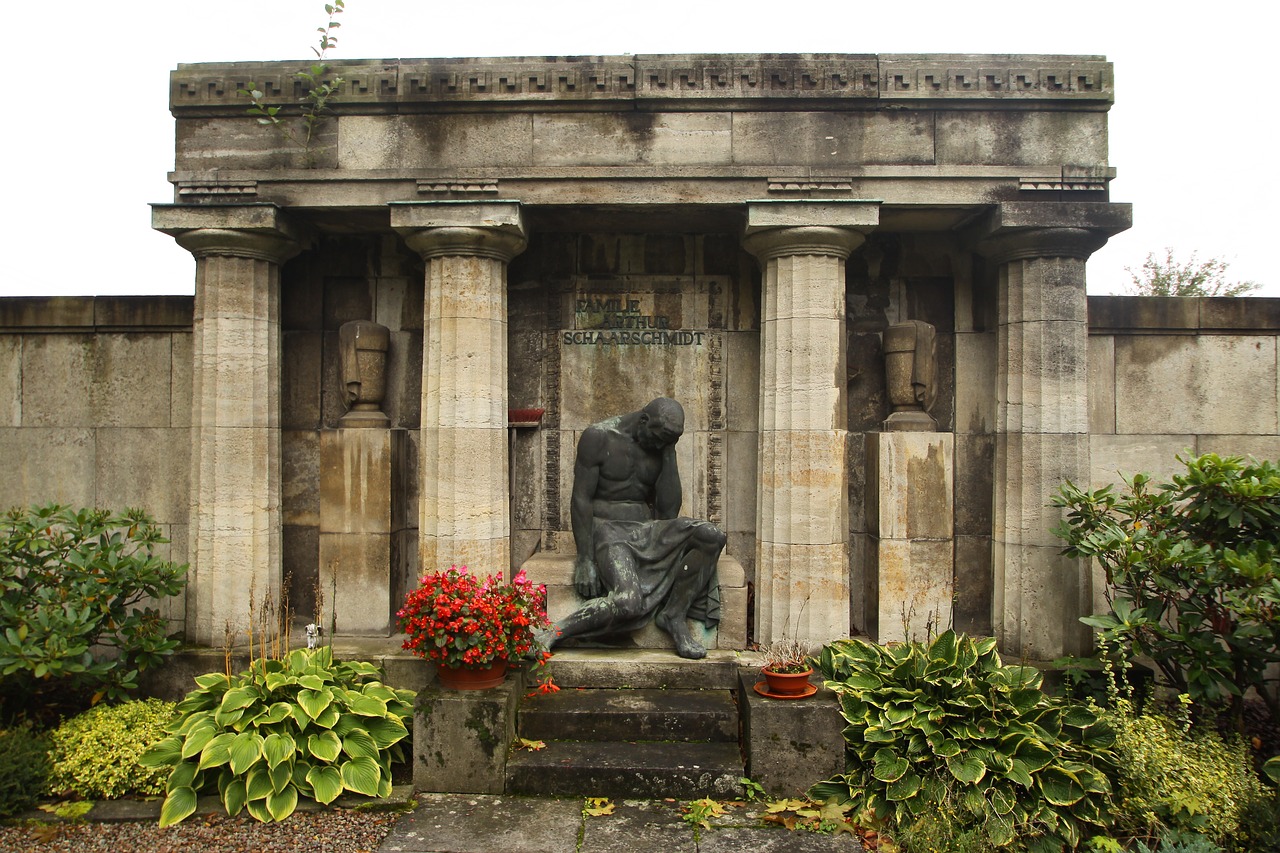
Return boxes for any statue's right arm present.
[571,427,605,599]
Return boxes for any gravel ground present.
[0,808,397,853]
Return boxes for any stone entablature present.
[171,54,1113,113]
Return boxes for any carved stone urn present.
[883,320,938,432]
[338,320,391,428]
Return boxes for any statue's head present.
[637,397,684,451]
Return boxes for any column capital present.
[974,201,1132,265]
[391,201,527,262]
[743,200,879,262]
[152,203,304,263]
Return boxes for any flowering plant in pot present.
[397,566,550,689]
[759,638,815,697]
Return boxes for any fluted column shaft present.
[983,227,1106,659]
[153,205,301,646]
[393,203,527,575]
[744,203,878,648]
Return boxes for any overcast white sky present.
[3,1,1272,296]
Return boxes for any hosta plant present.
[140,646,413,826]
[811,631,1120,851]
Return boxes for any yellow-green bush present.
[1105,699,1272,845]
[46,698,175,799]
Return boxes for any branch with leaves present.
[238,1,346,167]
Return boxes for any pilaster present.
[744,201,879,648]
[391,202,527,574]
[153,204,303,646]
[975,202,1131,659]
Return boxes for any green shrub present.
[140,646,414,826]
[45,698,175,799]
[1053,453,1280,725]
[0,505,188,713]
[811,631,1119,851]
[1101,697,1269,844]
[0,724,51,817]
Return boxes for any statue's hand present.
[574,555,604,599]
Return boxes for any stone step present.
[543,648,760,690]
[505,740,744,799]
[519,688,738,743]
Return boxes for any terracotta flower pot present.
[436,659,508,690]
[762,665,814,697]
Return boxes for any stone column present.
[391,202,527,574]
[976,202,1130,659]
[744,201,879,648]
[153,204,303,646]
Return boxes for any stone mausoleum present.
[3,54,1277,665]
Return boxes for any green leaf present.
[139,735,183,768]
[245,764,274,802]
[307,764,343,804]
[230,731,265,775]
[885,770,921,801]
[946,753,986,784]
[308,730,343,762]
[222,777,247,816]
[342,728,379,760]
[266,784,298,821]
[167,759,200,792]
[263,732,296,769]
[297,687,332,721]
[198,732,236,771]
[340,756,382,797]
[347,693,388,717]
[180,722,218,759]
[159,786,198,827]
[245,797,272,823]
[1039,766,1086,806]
[270,760,293,794]
[872,748,908,783]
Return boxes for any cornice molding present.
[170,55,1114,114]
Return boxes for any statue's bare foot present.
[656,613,706,660]
[532,625,559,654]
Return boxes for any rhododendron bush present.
[397,566,549,668]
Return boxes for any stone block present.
[724,331,759,432]
[849,532,873,636]
[1088,296,1200,334]
[953,535,992,636]
[319,429,392,534]
[391,429,419,532]
[0,427,95,508]
[534,112,732,167]
[192,316,281,429]
[937,111,1107,166]
[758,430,849,545]
[1090,434,1195,488]
[954,331,996,434]
[558,340,710,433]
[88,334,174,428]
[0,296,95,329]
[374,276,420,330]
[756,540,850,646]
[954,433,994,536]
[869,432,954,541]
[95,428,189,524]
[737,669,845,798]
[994,432,1089,549]
[873,539,954,644]
[733,110,934,167]
[722,431,757,538]
[20,334,93,426]
[1115,335,1278,435]
[1088,334,1116,434]
[386,330,423,429]
[413,677,521,793]
[282,429,320,527]
[0,336,19,426]
[170,332,192,429]
[340,114,535,171]
[283,524,319,625]
[281,331,322,429]
[1200,297,1280,331]
[994,542,1092,660]
[1197,434,1280,462]
[318,533,393,636]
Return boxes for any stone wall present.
[1088,296,1280,486]
[0,296,193,633]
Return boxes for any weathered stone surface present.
[874,539,954,643]
[20,334,93,426]
[281,331,322,429]
[0,336,19,427]
[577,800,697,853]
[319,429,392,535]
[738,669,844,798]
[954,433,994,537]
[936,111,1107,165]
[542,648,747,690]
[414,679,521,794]
[1115,335,1278,435]
[318,533,392,635]
[1197,434,1280,462]
[281,429,320,527]
[1088,334,1116,434]
[869,432,954,541]
[953,535,993,636]
[954,331,996,434]
[95,428,189,524]
[507,740,742,799]
[380,794,583,853]
[87,334,174,428]
[0,427,95,508]
[1090,434,1195,488]
[518,688,737,743]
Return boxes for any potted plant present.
[397,565,550,690]
[758,638,815,698]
